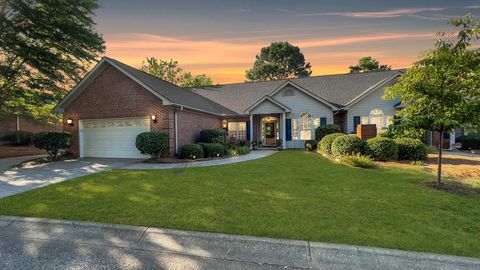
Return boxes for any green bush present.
[199,143,224,157]
[32,131,72,160]
[304,140,318,151]
[342,154,377,168]
[319,133,344,155]
[456,135,480,150]
[238,146,250,155]
[135,132,169,158]
[315,124,341,141]
[395,138,427,160]
[331,135,363,156]
[2,130,33,145]
[179,144,204,159]
[365,137,398,161]
[227,148,238,157]
[199,129,224,143]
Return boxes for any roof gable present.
[244,96,291,114]
[268,81,337,110]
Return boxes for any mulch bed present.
[144,156,226,163]
[0,145,46,159]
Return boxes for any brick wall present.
[0,117,60,137]
[176,110,221,149]
[356,124,377,140]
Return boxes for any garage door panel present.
[82,117,150,158]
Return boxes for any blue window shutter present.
[286,119,292,141]
[353,116,361,132]
[246,121,250,141]
[320,117,327,126]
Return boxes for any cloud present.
[465,5,480,9]
[301,7,445,18]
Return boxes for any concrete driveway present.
[0,157,140,198]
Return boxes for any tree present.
[349,56,391,73]
[141,57,213,87]
[0,0,105,125]
[246,41,312,81]
[384,14,480,185]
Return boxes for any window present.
[299,112,312,140]
[228,122,247,140]
[291,119,299,140]
[360,109,393,132]
[283,88,295,97]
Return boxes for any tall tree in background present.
[246,42,312,81]
[384,14,480,186]
[141,57,213,87]
[349,56,391,73]
[0,0,105,124]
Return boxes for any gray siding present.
[250,99,285,114]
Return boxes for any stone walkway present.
[0,216,479,270]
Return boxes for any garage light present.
[151,115,157,123]
[67,118,73,126]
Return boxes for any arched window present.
[283,88,295,97]
[361,109,393,132]
[299,112,312,140]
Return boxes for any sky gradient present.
[95,0,480,83]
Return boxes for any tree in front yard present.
[384,14,480,185]
[245,41,312,81]
[0,0,105,124]
[349,56,391,73]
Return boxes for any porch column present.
[249,114,253,148]
[449,131,455,150]
[282,112,286,149]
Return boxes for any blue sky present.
[94,0,480,82]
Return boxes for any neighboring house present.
[53,57,457,159]
[0,117,60,139]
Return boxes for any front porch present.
[249,114,286,149]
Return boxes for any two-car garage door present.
[81,117,150,158]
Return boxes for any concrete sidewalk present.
[0,216,478,270]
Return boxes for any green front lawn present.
[0,151,479,257]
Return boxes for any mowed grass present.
[0,151,479,257]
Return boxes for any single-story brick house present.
[54,57,461,158]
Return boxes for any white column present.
[282,112,286,149]
[249,115,253,148]
[449,131,455,150]
[16,116,20,131]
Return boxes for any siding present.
[272,85,334,148]
[250,99,285,114]
[346,87,399,133]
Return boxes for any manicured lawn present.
[0,151,479,257]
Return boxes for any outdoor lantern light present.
[151,115,157,123]
[67,118,73,126]
[222,119,228,129]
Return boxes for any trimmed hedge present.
[319,133,344,155]
[331,135,364,156]
[32,131,72,160]
[315,124,341,141]
[199,143,224,157]
[2,130,33,145]
[199,129,224,143]
[238,146,250,155]
[179,144,204,159]
[395,138,427,160]
[365,137,398,161]
[456,135,480,150]
[135,132,169,158]
[304,140,318,151]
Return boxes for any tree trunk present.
[436,131,443,186]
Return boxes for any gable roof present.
[268,81,338,110]
[244,96,291,114]
[55,57,236,116]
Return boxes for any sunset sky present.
[95,0,480,83]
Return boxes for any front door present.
[265,122,276,145]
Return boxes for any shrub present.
[32,131,72,160]
[331,135,363,156]
[365,137,398,161]
[135,132,169,158]
[200,143,224,157]
[342,154,377,168]
[304,140,318,151]
[319,133,344,155]
[1,130,33,145]
[426,145,437,154]
[227,148,238,157]
[238,146,250,155]
[395,138,427,160]
[315,124,341,141]
[199,129,224,143]
[456,135,480,150]
[179,144,204,159]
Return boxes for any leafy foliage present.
[141,57,213,87]
[199,143,224,157]
[342,154,377,168]
[456,135,480,150]
[179,144,204,159]
[365,137,398,161]
[315,124,341,141]
[32,131,72,160]
[1,130,32,145]
[304,140,318,151]
[395,138,428,160]
[0,0,105,124]
[349,57,391,73]
[331,135,364,156]
[380,124,426,140]
[199,129,224,144]
[135,132,169,159]
[238,146,251,155]
[246,42,312,81]
[319,133,344,155]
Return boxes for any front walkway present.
[0,216,478,270]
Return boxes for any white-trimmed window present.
[361,109,393,132]
[299,112,312,140]
[228,122,247,140]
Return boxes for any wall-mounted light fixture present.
[222,119,228,129]
[151,115,157,123]
[67,118,74,126]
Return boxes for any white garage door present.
[81,117,150,158]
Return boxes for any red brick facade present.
[62,64,221,157]
[0,117,60,137]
